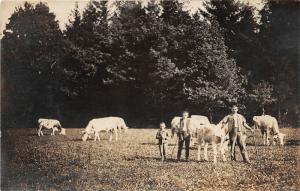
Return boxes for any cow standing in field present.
[171,115,228,163]
[82,117,128,141]
[191,115,227,163]
[253,115,286,146]
[37,118,66,136]
[219,105,254,163]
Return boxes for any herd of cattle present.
[37,114,286,162]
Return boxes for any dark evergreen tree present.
[202,0,258,75]
[2,2,63,127]
[258,0,300,124]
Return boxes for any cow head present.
[81,131,89,141]
[273,132,286,146]
[53,127,59,133]
[252,116,261,128]
[119,125,128,133]
[59,128,66,135]
[171,117,181,136]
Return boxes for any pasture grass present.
[1,128,300,190]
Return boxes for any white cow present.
[191,116,227,163]
[171,115,227,163]
[253,115,286,146]
[37,118,66,136]
[171,115,210,137]
[82,117,128,141]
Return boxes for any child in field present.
[156,122,169,162]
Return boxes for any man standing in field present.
[177,111,191,162]
[220,105,254,163]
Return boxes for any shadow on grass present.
[125,155,161,161]
[285,140,300,146]
[125,155,193,163]
[72,138,84,141]
[247,143,265,147]
[248,140,300,146]
[140,142,178,146]
[140,142,157,146]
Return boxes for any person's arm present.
[219,115,229,125]
[242,117,254,132]
[156,131,161,139]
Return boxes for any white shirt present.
[181,118,188,132]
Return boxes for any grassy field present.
[1,127,300,190]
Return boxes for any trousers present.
[229,131,250,162]
[177,134,191,160]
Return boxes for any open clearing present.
[1,128,300,190]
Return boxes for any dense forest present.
[1,0,299,128]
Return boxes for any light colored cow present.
[82,117,128,141]
[171,115,227,163]
[253,115,286,146]
[171,115,210,137]
[191,117,227,163]
[37,118,66,136]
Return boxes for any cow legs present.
[94,132,100,141]
[219,143,227,162]
[38,126,44,136]
[115,129,118,141]
[109,131,113,142]
[272,136,276,146]
[266,130,270,146]
[38,127,41,136]
[212,143,217,163]
[51,128,55,136]
[262,132,266,145]
[204,142,209,161]
[197,144,202,161]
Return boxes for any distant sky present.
[0,0,264,36]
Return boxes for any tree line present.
[1,0,299,128]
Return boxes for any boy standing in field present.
[156,122,169,162]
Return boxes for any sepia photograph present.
[1,0,299,190]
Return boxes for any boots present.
[242,152,251,164]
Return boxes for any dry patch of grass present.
[1,127,300,190]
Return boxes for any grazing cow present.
[37,118,66,136]
[171,115,227,163]
[82,117,128,141]
[253,115,286,146]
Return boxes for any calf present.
[37,118,66,136]
[190,117,227,163]
[171,115,227,163]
